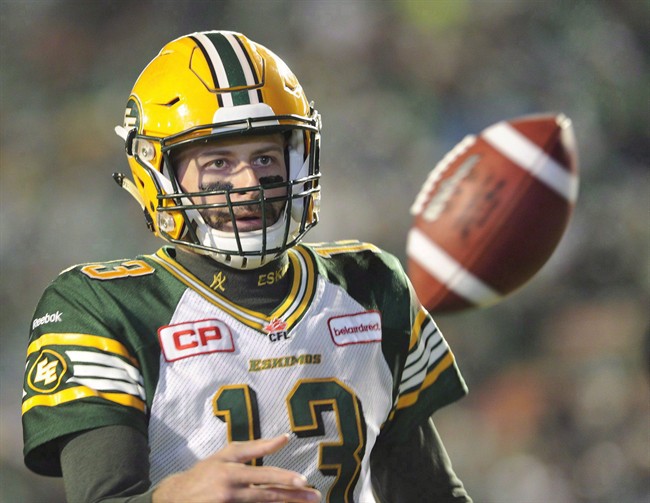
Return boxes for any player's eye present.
[255,153,284,170]
[207,158,228,170]
[256,155,274,166]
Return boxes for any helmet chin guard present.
[114,31,322,269]
[193,209,298,270]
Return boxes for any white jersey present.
[23,242,467,502]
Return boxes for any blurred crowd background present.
[1,1,648,501]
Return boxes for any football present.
[407,113,579,313]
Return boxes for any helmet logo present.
[123,97,141,131]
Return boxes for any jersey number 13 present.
[213,377,366,502]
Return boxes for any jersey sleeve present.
[22,263,153,476]
[370,418,472,502]
[376,252,468,444]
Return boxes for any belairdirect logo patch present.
[328,311,382,346]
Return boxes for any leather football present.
[407,113,579,313]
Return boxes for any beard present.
[198,176,287,231]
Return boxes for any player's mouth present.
[201,204,282,232]
[233,206,282,231]
[234,213,265,231]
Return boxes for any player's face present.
[174,134,288,232]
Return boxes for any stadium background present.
[1,1,648,501]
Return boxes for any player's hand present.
[152,434,321,503]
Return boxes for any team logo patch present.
[328,311,382,346]
[27,349,67,393]
[210,271,227,292]
[158,318,235,362]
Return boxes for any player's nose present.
[232,163,262,197]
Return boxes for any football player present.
[22,31,472,502]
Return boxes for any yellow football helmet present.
[114,30,321,269]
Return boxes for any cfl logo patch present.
[264,318,290,342]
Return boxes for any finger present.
[226,463,310,489]
[216,434,291,464]
[238,484,321,503]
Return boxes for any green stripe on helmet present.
[206,32,251,106]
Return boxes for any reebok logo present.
[328,311,382,346]
[32,311,63,331]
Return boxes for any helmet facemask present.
[129,111,321,269]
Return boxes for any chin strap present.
[115,125,138,155]
[112,172,155,232]
[113,125,155,232]
[112,173,144,209]
[114,125,129,140]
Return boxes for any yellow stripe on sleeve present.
[408,308,428,350]
[395,352,455,409]
[21,386,146,415]
[311,241,381,257]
